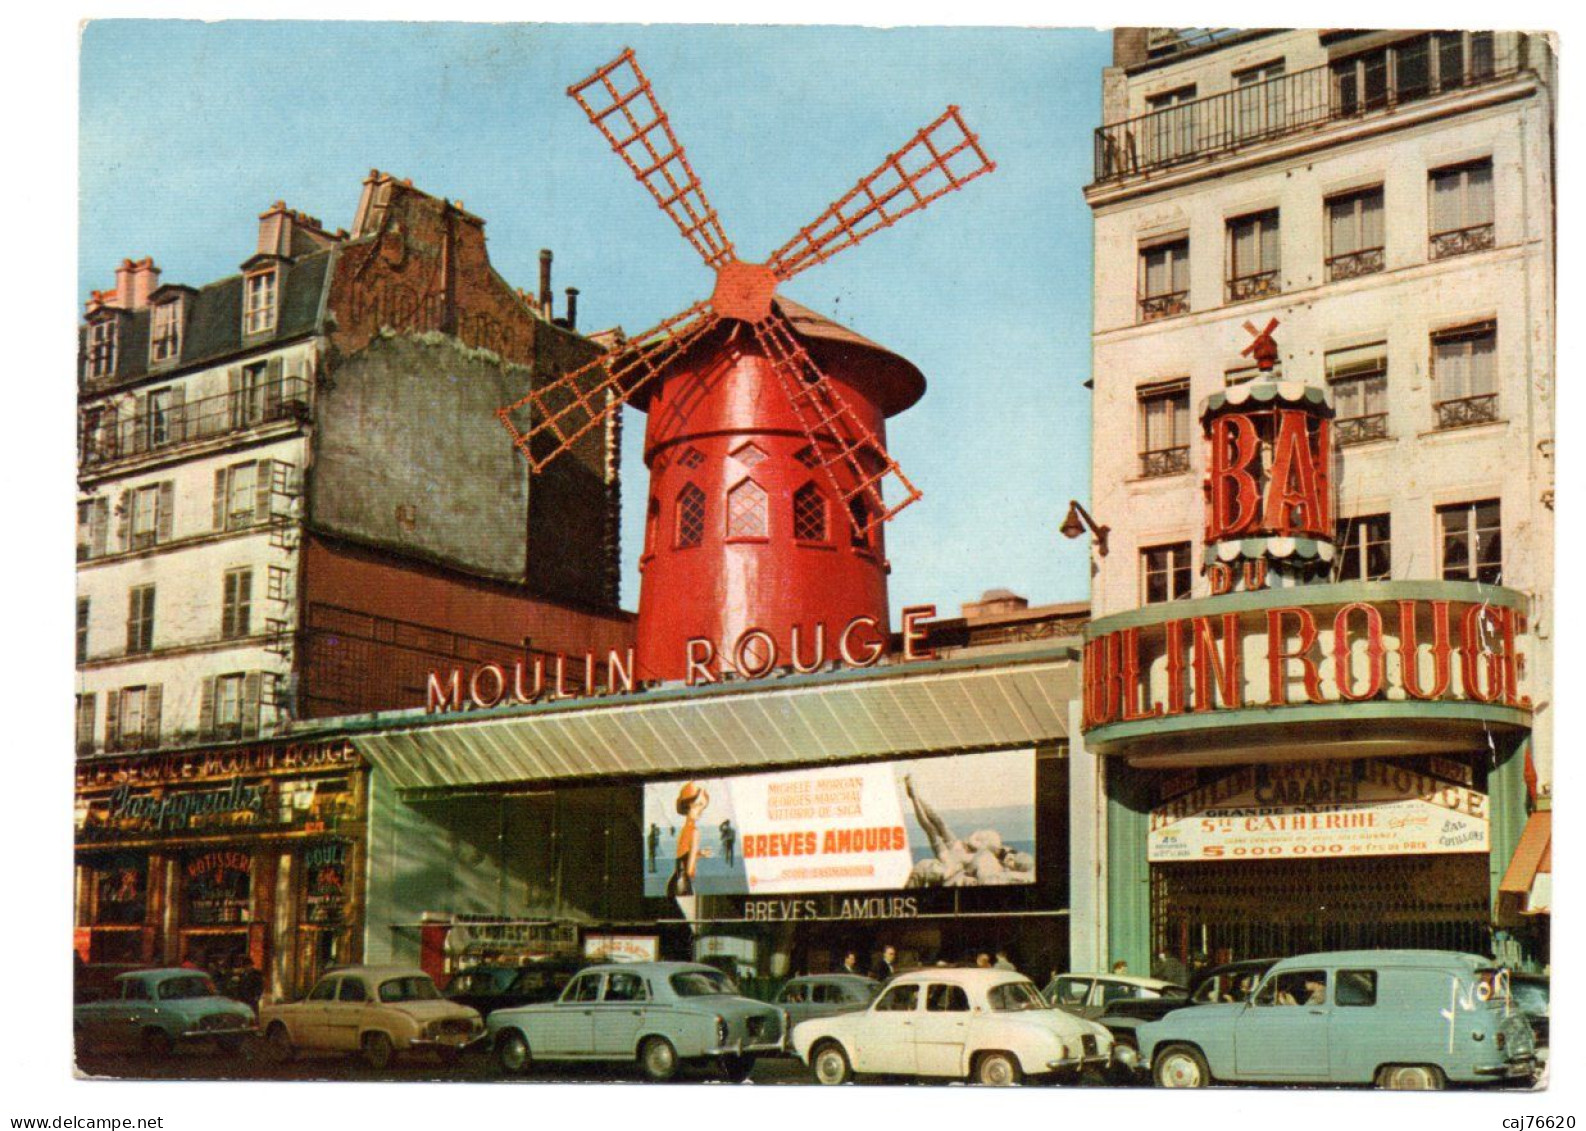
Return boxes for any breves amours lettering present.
[1148,759,1489,863]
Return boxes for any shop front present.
[74,737,368,1001]
[342,646,1082,988]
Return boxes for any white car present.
[790,967,1119,1085]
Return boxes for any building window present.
[1432,322,1498,429]
[244,270,278,334]
[213,674,246,739]
[231,360,283,429]
[126,585,155,655]
[76,597,90,665]
[222,568,253,640]
[1226,210,1281,302]
[1331,35,1445,116]
[76,693,96,755]
[1145,85,1197,165]
[1138,380,1191,477]
[1232,60,1285,140]
[1439,500,1501,584]
[150,300,182,363]
[218,461,260,531]
[1335,514,1392,581]
[1138,239,1190,322]
[1326,187,1385,281]
[145,388,174,448]
[129,484,160,550]
[77,498,108,561]
[792,482,828,543]
[1436,31,1495,89]
[109,684,160,752]
[1326,344,1389,445]
[1142,543,1193,604]
[725,479,769,540]
[87,318,118,380]
[1429,160,1494,260]
[675,483,706,549]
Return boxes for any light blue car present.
[74,968,255,1057]
[1139,950,1537,1090]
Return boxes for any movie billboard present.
[641,749,1035,897]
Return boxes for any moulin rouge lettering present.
[1083,599,1529,730]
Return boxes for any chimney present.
[538,249,554,317]
[564,287,579,331]
[258,201,338,258]
[113,257,160,310]
[1113,28,1150,68]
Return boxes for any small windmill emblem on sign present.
[1242,317,1281,371]
[497,47,996,535]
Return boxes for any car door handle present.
[1308,1009,1326,1016]
[631,1010,643,1017]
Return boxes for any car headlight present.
[1058,1041,1070,1059]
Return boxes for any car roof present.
[117,968,209,981]
[1050,972,1183,991]
[576,961,718,976]
[321,965,433,981]
[890,968,1032,987]
[790,973,877,983]
[1273,949,1492,970]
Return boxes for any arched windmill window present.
[726,479,769,540]
[675,483,706,549]
[645,496,660,556]
[793,482,829,543]
[849,495,873,551]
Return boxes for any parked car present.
[1043,972,1187,1021]
[74,968,255,1057]
[486,961,787,1082]
[443,959,582,1018]
[1508,973,1549,1060]
[1098,959,1276,1052]
[790,967,1119,1086]
[1138,950,1537,1090]
[259,965,485,1069]
[774,974,881,1029]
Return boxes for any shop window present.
[76,597,90,665]
[1432,322,1498,429]
[1142,543,1193,605]
[302,842,351,925]
[675,483,706,549]
[244,269,278,335]
[126,586,155,655]
[926,984,970,1012]
[1439,499,1502,584]
[1138,380,1190,477]
[1335,970,1378,1007]
[222,567,253,640]
[1327,344,1389,445]
[1429,160,1494,260]
[183,849,253,925]
[1335,514,1391,582]
[1326,187,1385,281]
[92,856,147,925]
[1138,238,1190,322]
[792,482,828,542]
[1226,210,1281,303]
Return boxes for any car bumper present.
[409,1033,487,1053]
[705,1040,786,1058]
[179,1022,257,1041]
[1474,1057,1537,1079]
[1045,1053,1114,1072]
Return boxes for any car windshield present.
[157,975,217,1000]
[987,981,1046,1012]
[1193,969,1264,1003]
[670,970,738,997]
[379,976,441,1003]
[1509,980,1549,1014]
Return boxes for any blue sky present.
[80,21,1108,615]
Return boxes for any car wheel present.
[811,1041,852,1086]
[639,1036,679,1082]
[264,1023,295,1064]
[719,1054,755,1083]
[362,1031,396,1072]
[1377,1065,1446,1090]
[215,1034,245,1056]
[140,1027,174,1058]
[975,1051,1023,1086]
[1153,1044,1211,1088]
[496,1030,533,1076]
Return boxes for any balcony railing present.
[1429,223,1496,261]
[1326,247,1385,281]
[1435,393,1499,430]
[1140,446,1191,477]
[1094,40,1525,184]
[1138,291,1190,322]
[81,377,309,469]
[1335,413,1389,445]
[1226,270,1281,303]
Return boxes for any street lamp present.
[1060,500,1110,556]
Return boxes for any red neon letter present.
[1397,601,1451,700]
[901,605,938,663]
[1191,614,1243,711]
[1267,607,1324,705]
[1332,603,1385,702]
[1205,414,1262,541]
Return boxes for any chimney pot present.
[538,249,554,316]
[564,287,579,331]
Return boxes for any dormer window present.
[87,318,118,380]
[150,299,183,363]
[244,269,278,335]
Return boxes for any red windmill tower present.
[500,48,994,682]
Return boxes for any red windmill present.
[1242,317,1281,371]
[499,48,995,682]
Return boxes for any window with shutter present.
[77,502,94,562]
[244,270,278,335]
[255,459,274,524]
[76,598,90,664]
[143,684,162,747]
[119,687,147,752]
[242,672,263,737]
[222,568,253,639]
[197,676,216,739]
[130,485,160,550]
[150,300,182,364]
[127,586,155,655]
[157,481,174,544]
[105,689,121,751]
[214,673,245,739]
[87,317,118,380]
[75,693,96,755]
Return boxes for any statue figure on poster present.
[903,774,1034,888]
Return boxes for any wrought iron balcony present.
[1326,247,1385,282]
[1429,223,1496,261]
[1226,270,1281,303]
[1435,394,1499,430]
[1335,413,1389,445]
[1138,291,1190,323]
[1094,40,1525,184]
[80,377,309,470]
[1140,446,1191,478]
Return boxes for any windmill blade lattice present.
[751,310,922,533]
[767,106,995,283]
[568,48,736,272]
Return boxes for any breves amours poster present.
[1148,759,1489,864]
[642,749,1035,897]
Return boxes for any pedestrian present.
[1151,949,1188,986]
[975,952,992,968]
[235,956,265,1013]
[994,949,1017,972]
[1111,959,1129,975]
[719,819,737,868]
[839,951,860,976]
[869,944,897,982]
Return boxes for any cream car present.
[790,968,1118,1085]
[259,966,485,1070]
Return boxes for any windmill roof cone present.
[498,47,994,683]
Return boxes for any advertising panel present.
[642,749,1035,897]
[1148,759,1489,863]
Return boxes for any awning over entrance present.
[333,649,1079,792]
[1499,808,1552,915]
